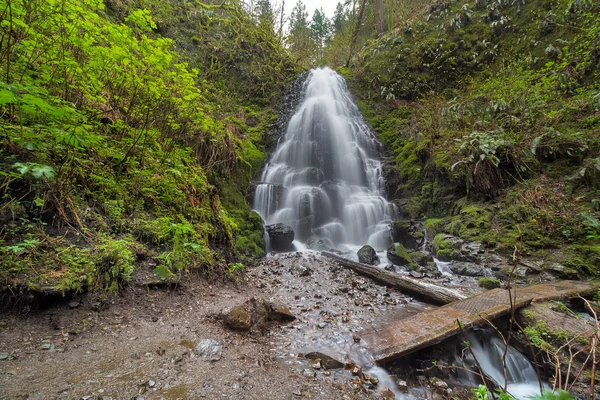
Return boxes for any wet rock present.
[379,387,395,399]
[409,271,423,279]
[193,339,223,361]
[391,220,424,251]
[222,305,253,331]
[357,245,378,265]
[305,351,344,369]
[265,223,295,252]
[449,261,485,277]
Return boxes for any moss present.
[446,205,497,245]
[424,218,447,236]
[563,244,600,277]
[387,243,413,266]
[433,234,455,261]
[478,277,502,289]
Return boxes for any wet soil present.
[0,251,491,400]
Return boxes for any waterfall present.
[458,330,549,399]
[254,68,396,250]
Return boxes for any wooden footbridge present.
[359,280,600,364]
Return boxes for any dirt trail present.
[0,252,452,400]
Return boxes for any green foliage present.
[530,390,574,400]
[0,0,297,293]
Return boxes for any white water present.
[459,331,549,399]
[254,68,396,251]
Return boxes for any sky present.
[283,0,337,20]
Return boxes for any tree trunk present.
[322,252,466,305]
[376,0,385,33]
[345,0,367,67]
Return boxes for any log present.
[322,251,466,305]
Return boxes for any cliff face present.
[342,0,600,276]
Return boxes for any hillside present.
[339,0,600,276]
[0,0,298,298]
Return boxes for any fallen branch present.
[322,251,466,305]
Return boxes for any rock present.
[222,305,253,331]
[409,251,434,267]
[478,277,502,289]
[384,264,396,272]
[268,301,296,322]
[379,387,396,399]
[449,261,485,277]
[386,243,411,266]
[545,263,579,279]
[193,339,223,361]
[357,245,378,265]
[433,234,482,263]
[265,223,295,252]
[290,263,312,277]
[432,378,448,390]
[68,300,81,309]
[305,351,344,369]
[391,220,424,251]
[409,271,423,279]
[0,352,8,360]
[397,380,409,393]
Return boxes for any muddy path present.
[0,252,475,400]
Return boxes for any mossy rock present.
[357,245,379,265]
[433,234,455,261]
[446,205,497,246]
[387,243,412,266]
[408,251,434,267]
[424,218,448,237]
[478,277,502,289]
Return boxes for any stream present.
[252,68,549,399]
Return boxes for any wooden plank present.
[322,251,467,305]
[360,280,600,364]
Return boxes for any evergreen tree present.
[287,0,312,63]
[310,8,331,48]
[254,0,275,29]
[332,2,345,33]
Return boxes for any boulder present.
[409,251,434,267]
[386,243,412,266]
[265,223,295,252]
[269,301,296,322]
[357,245,378,265]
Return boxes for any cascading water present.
[457,330,549,399]
[254,68,396,251]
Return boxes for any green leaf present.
[0,89,17,105]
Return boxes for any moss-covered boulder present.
[357,245,379,265]
[408,251,434,267]
[387,243,412,266]
[479,277,502,289]
[433,234,456,261]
